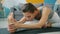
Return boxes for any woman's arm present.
[17,17,27,23]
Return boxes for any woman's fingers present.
[8,29,16,33]
[8,24,16,33]
[9,24,16,29]
[8,26,16,33]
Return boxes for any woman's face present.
[23,12,36,21]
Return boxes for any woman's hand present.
[43,22,52,28]
[8,24,16,33]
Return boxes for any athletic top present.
[34,6,54,20]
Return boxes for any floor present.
[0,18,8,28]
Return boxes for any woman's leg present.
[49,12,60,27]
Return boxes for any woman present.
[8,3,60,33]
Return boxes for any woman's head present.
[22,3,38,20]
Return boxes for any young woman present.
[8,3,60,33]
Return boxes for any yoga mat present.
[0,27,60,34]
